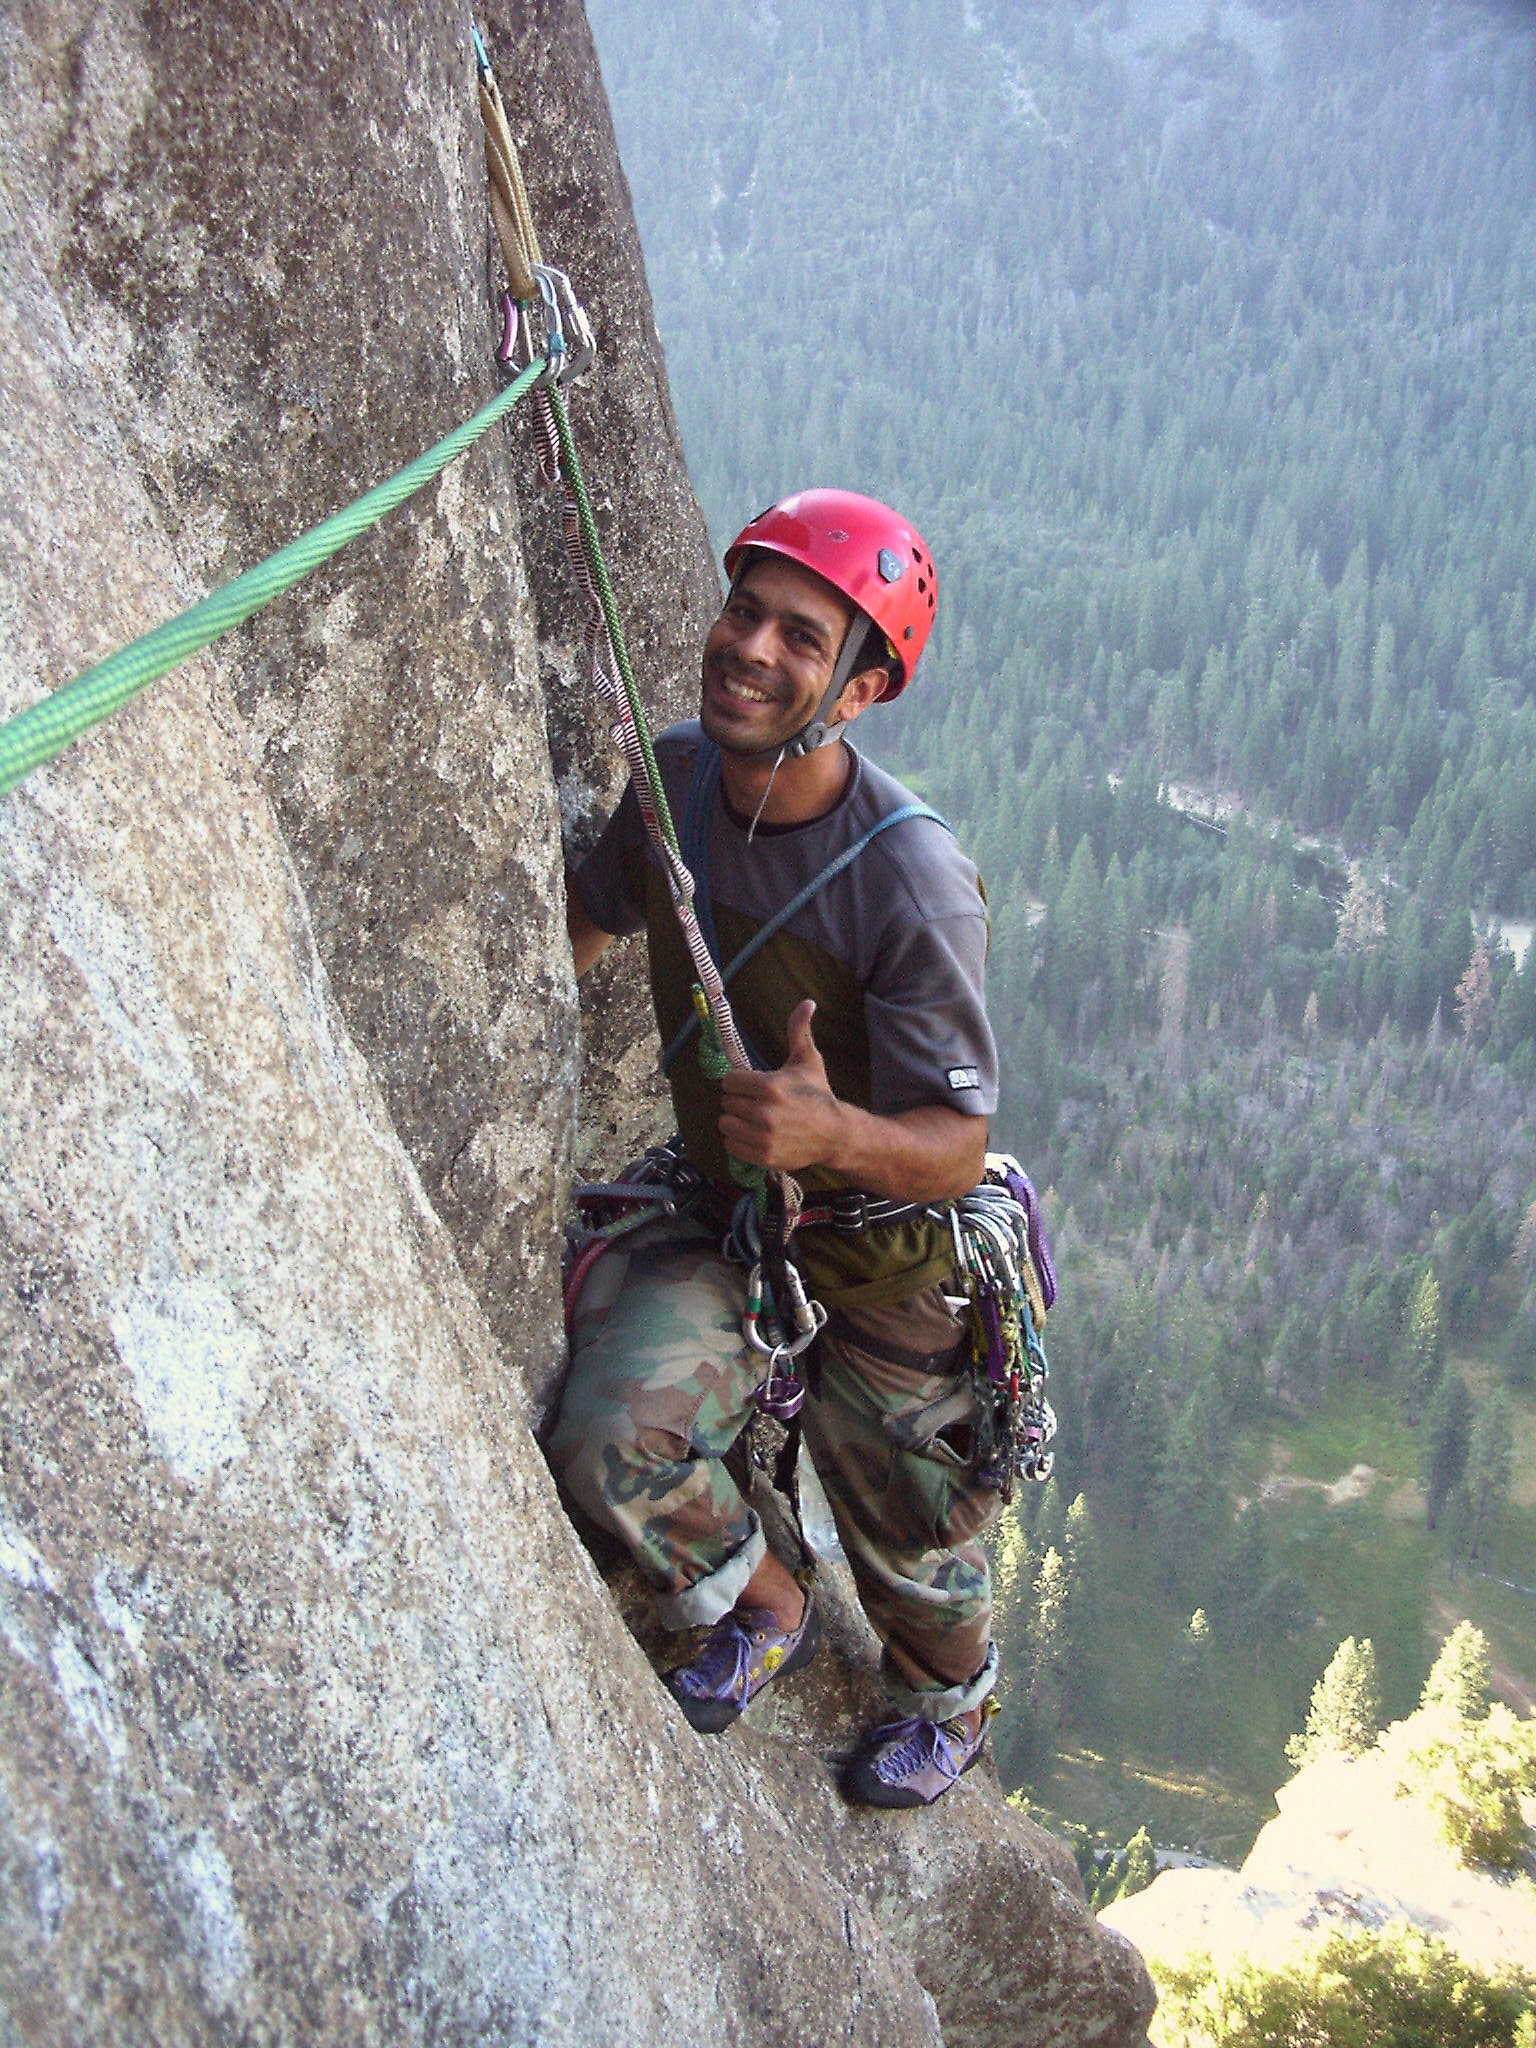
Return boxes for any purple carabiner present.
[754,1374,805,1422]
[1002,1165,1058,1311]
[495,290,520,370]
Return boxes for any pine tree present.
[1154,1376,1228,1597]
[1454,938,1495,1044]
[1464,1389,1514,1565]
[1063,1492,1099,1629]
[1421,1622,1492,1722]
[1026,1546,1072,1736]
[1169,1609,1215,1762]
[1286,1636,1384,1769]
[1212,1502,1269,1648]
[1400,1268,1445,1422]
[1119,1370,1168,1529]
[1159,926,1191,1081]
[1421,1372,1472,1532]
[1122,1824,1157,1896]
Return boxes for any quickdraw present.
[948,1154,1058,1500]
[495,278,595,390]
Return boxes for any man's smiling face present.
[699,554,857,757]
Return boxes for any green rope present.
[549,357,776,1213]
[692,986,769,1209]
[552,390,770,1201]
[544,380,683,861]
[0,359,547,800]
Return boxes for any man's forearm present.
[717,998,987,1201]
[817,1100,987,1204]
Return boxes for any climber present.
[547,489,1004,1808]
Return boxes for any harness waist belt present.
[796,1190,930,1234]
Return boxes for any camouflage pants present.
[544,1225,1001,1719]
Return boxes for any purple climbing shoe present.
[665,1582,820,1734]
[841,1705,992,1808]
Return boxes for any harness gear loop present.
[949,1158,1058,1500]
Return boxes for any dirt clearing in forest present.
[1239,1458,1380,1512]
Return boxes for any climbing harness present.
[564,1136,1060,1500]
[562,1141,826,1421]
[947,1155,1058,1499]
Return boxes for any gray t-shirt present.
[578,723,996,1113]
[576,725,997,1305]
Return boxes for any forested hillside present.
[586,0,1536,1855]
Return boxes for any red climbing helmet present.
[723,488,938,698]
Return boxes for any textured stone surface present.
[1,4,1153,2043]
[614,1490,1158,2048]
[1104,1748,1536,1982]
[2,0,704,1405]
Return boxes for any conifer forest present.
[585,0,1536,1866]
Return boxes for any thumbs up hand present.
[718,999,843,1171]
[781,997,828,1084]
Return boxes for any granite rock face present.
[3,0,704,1406]
[0,4,1153,2042]
[1104,1748,1536,1983]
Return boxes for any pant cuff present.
[652,1515,767,1629]
[882,1639,999,1721]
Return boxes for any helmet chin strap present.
[779,616,868,759]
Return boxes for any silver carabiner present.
[534,265,596,385]
[494,269,597,389]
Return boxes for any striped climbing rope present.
[0,360,547,801]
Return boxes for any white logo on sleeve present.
[946,1065,980,1092]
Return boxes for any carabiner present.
[493,267,597,389]
[534,265,596,384]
